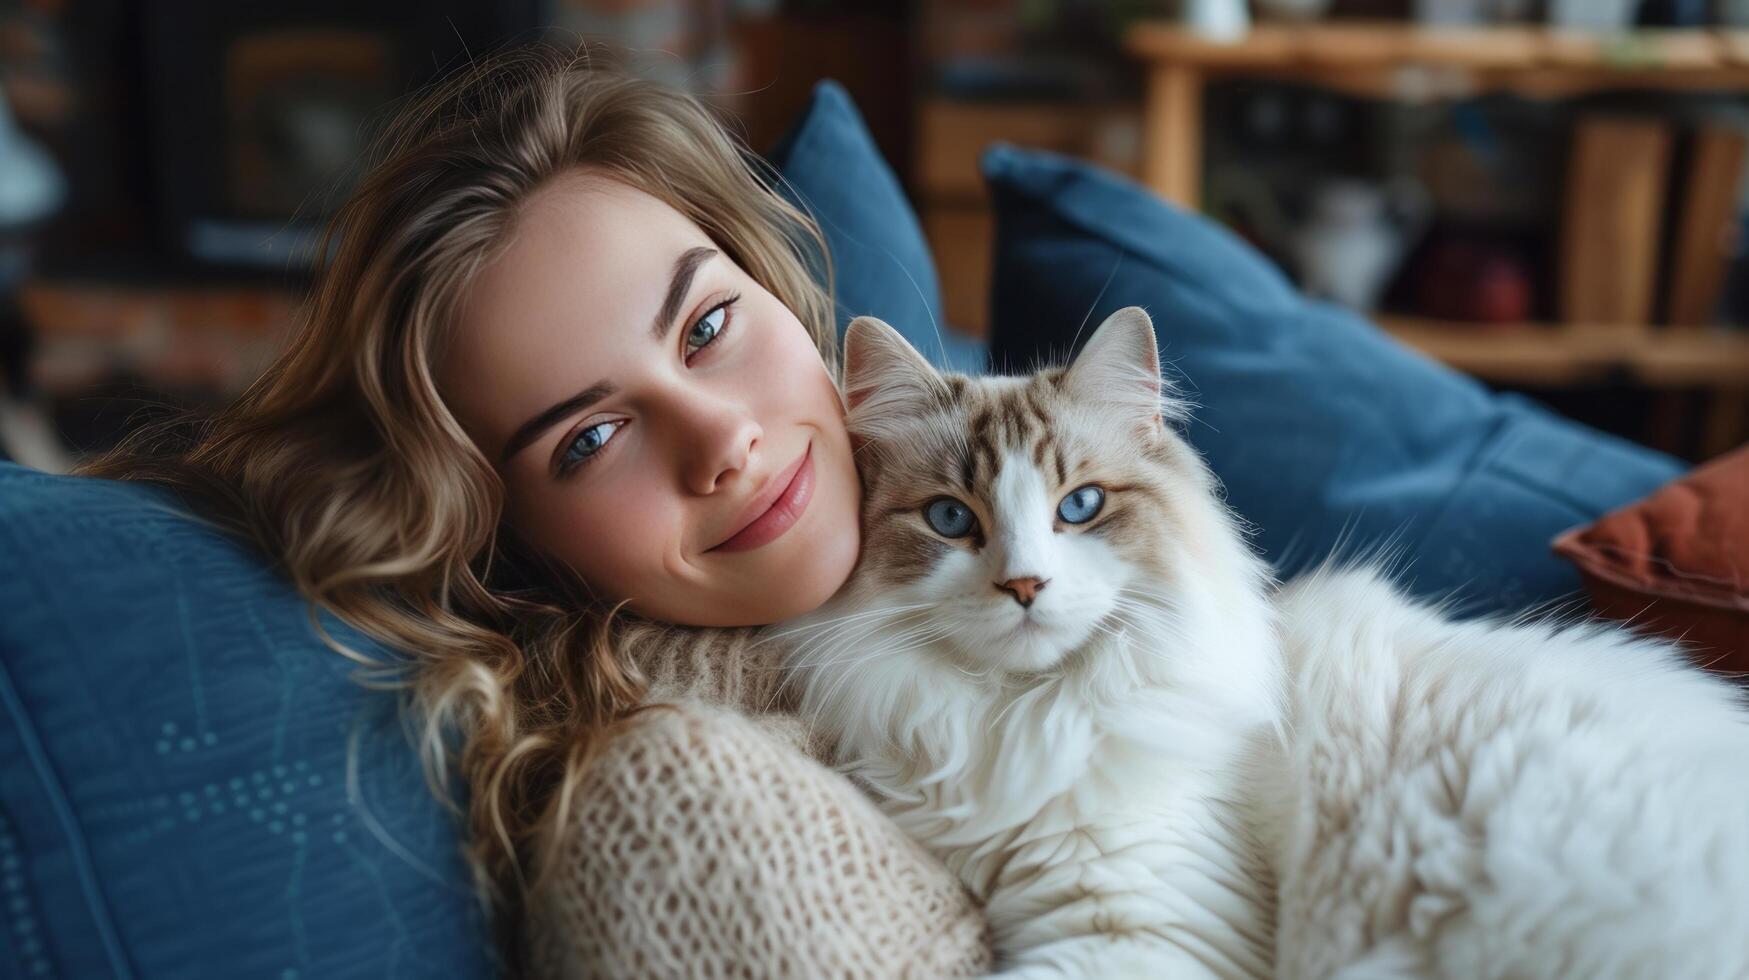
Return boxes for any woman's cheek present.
[549,479,684,596]
[743,322,806,391]
[754,307,837,410]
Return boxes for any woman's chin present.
[750,439,863,625]
[671,527,860,628]
[640,472,859,628]
[789,535,862,619]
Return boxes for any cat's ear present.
[842,316,945,437]
[1061,306,1174,428]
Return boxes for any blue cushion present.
[0,463,495,979]
[981,145,1684,614]
[766,80,987,374]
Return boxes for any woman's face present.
[439,172,862,626]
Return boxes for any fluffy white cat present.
[788,308,1281,977]
[786,307,1749,979]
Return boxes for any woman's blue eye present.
[924,497,977,538]
[560,420,622,474]
[1057,485,1104,524]
[685,302,730,356]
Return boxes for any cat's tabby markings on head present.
[783,306,1749,979]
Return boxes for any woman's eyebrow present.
[501,380,617,465]
[653,246,718,340]
[499,244,719,465]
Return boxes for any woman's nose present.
[676,394,762,496]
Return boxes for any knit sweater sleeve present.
[520,623,991,978]
[522,700,991,979]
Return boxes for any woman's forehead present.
[503,174,710,287]
[441,176,717,450]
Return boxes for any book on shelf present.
[1560,116,1672,328]
[1663,121,1749,328]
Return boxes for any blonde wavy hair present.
[79,39,837,939]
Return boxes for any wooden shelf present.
[1378,316,1749,387]
[1127,22,1749,70]
[1126,22,1749,207]
[914,98,1141,337]
[916,99,1139,204]
[1125,23,1749,99]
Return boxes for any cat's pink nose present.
[996,577,1049,607]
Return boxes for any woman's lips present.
[707,444,815,554]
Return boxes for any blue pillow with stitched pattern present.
[0,462,495,979]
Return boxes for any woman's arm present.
[523,700,990,978]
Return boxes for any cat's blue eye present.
[1057,485,1104,524]
[684,299,733,357]
[924,497,977,538]
[559,419,623,475]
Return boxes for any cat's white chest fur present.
[801,613,1282,980]
[947,681,1278,980]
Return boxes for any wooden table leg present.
[1701,386,1748,458]
[1143,64,1203,210]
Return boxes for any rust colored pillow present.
[1553,443,1748,677]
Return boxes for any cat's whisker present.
[1107,598,1178,632]
[1086,618,1126,643]
[949,660,1001,681]
[806,650,903,714]
[775,612,928,671]
[1115,584,1178,606]
[805,628,959,726]
[778,606,933,669]
[984,674,1059,731]
[1104,604,1197,662]
[1109,605,1170,628]
[796,625,948,677]
[1110,590,1184,622]
[813,619,955,678]
[787,639,917,715]
[807,609,941,660]
[755,602,933,646]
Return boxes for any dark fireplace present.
[115,1,542,278]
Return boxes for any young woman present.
[82,44,990,977]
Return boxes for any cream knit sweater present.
[523,622,993,978]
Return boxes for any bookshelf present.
[1121,21,1749,454]
[1127,22,1749,208]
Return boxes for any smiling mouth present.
[705,443,815,554]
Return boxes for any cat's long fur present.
[1263,565,1749,979]
[786,307,1749,979]
[787,309,1280,977]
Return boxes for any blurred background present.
[2,0,1747,471]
